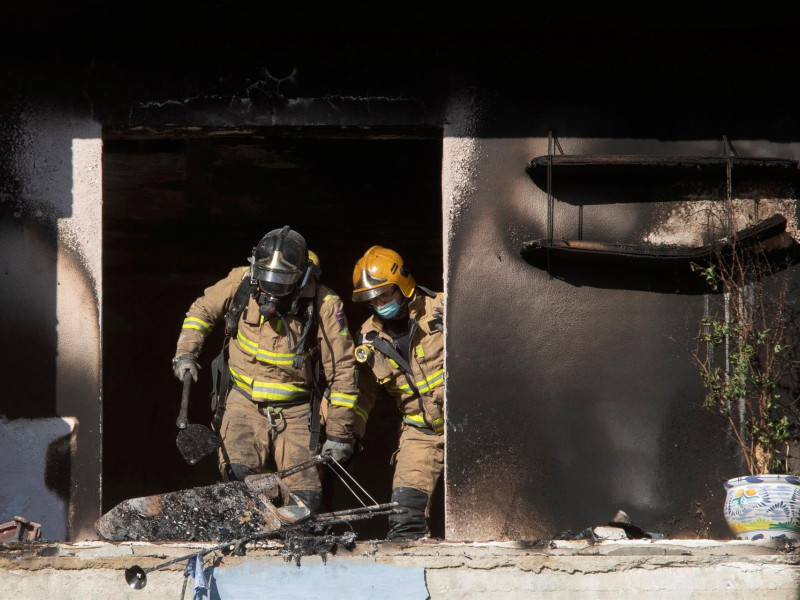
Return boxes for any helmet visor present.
[252,261,302,297]
[352,269,391,302]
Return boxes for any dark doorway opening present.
[101,127,444,540]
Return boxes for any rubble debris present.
[96,478,286,542]
[278,529,357,566]
[123,503,404,590]
[0,517,42,543]
[96,456,333,542]
[553,509,656,542]
[606,509,651,539]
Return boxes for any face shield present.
[251,251,303,297]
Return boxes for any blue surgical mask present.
[374,299,402,319]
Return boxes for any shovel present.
[176,371,221,465]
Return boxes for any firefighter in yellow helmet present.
[351,246,444,540]
[172,227,361,514]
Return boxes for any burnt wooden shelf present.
[521,213,791,268]
[527,155,800,170]
[526,155,800,202]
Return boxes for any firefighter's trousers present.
[217,388,320,493]
[388,423,444,539]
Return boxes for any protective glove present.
[172,354,200,383]
[321,437,354,464]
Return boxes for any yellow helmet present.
[308,250,320,270]
[352,246,416,302]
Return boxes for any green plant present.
[690,222,800,475]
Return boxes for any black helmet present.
[250,226,309,297]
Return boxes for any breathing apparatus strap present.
[416,285,437,298]
[210,276,255,430]
[370,335,415,379]
[226,276,257,336]
[368,324,434,431]
[210,337,231,431]
[307,347,325,451]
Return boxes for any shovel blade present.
[176,424,221,465]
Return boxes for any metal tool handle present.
[176,371,191,430]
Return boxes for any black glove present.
[321,437,354,463]
[172,354,200,383]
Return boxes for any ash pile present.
[95,455,403,544]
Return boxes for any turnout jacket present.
[174,267,361,440]
[356,289,445,434]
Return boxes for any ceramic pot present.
[723,474,800,540]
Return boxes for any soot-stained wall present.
[442,132,800,541]
[2,12,799,541]
[0,104,102,540]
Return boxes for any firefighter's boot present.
[387,486,429,541]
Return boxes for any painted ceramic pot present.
[723,474,800,540]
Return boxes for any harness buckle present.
[260,405,285,429]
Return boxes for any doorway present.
[101,127,444,539]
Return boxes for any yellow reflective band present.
[388,358,399,368]
[404,413,426,425]
[339,327,350,336]
[229,366,310,402]
[387,369,444,396]
[329,392,357,408]
[182,317,212,335]
[403,413,444,432]
[416,345,424,359]
[416,369,444,394]
[236,331,258,353]
[323,293,338,302]
[276,320,282,332]
[354,405,369,422]
[236,331,303,365]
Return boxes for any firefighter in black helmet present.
[172,226,361,513]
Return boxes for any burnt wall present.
[442,134,793,540]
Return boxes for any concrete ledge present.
[1,539,799,599]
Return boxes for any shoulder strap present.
[291,296,318,369]
[211,275,255,429]
[225,276,257,337]
[417,285,437,298]
[210,337,231,431]
[305,292,324,451]
[368,327,434,429]
[367,333,414,376]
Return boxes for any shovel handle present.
[176,371,191,430]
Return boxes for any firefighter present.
[172,226,361,514]
[351,246,444,540]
